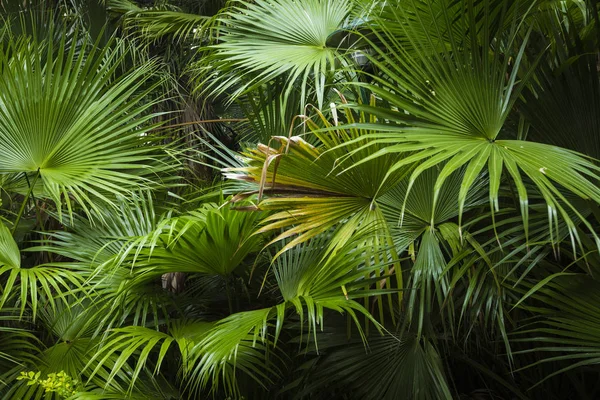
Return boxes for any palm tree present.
[1,0,600,399]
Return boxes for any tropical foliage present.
[1,0,600,399]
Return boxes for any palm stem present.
[225,278,234,314]
[12,169,40,235]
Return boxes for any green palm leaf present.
[198,0,354,108]
[108,0,212,41]
[185,308,280,397]
[227,105,406,311]
[226,103,406,254]
[0,222,82,320]
[86,326,175,393]
[336,0,600,252]
[120,202,266,279]
[514,275,600,386]
[0,221,20,269]
[0,31,173,219]
[183,230,387,396]
[296,332,453,400]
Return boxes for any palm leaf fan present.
[0,31,174,221]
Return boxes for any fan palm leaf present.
[197,0,355,108]
[227,105,407,314]
[226,102,406,253]
[0,30,174,220]
[334,0,600,253]
[296,331,453,400]
[184,232,385,395]
[514,275,600,386]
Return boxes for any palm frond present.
[0,30,175,220]
[295,331,453,400]
[196,0,354,108]
[108,0,213,42]
[0,222,82,320]
[515,276,600,365]
[86,326,175,394]
[335,0,600,253]
[226,103,406,254]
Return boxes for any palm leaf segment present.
[0,34,170,218]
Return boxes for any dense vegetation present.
[1,0,600,398]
